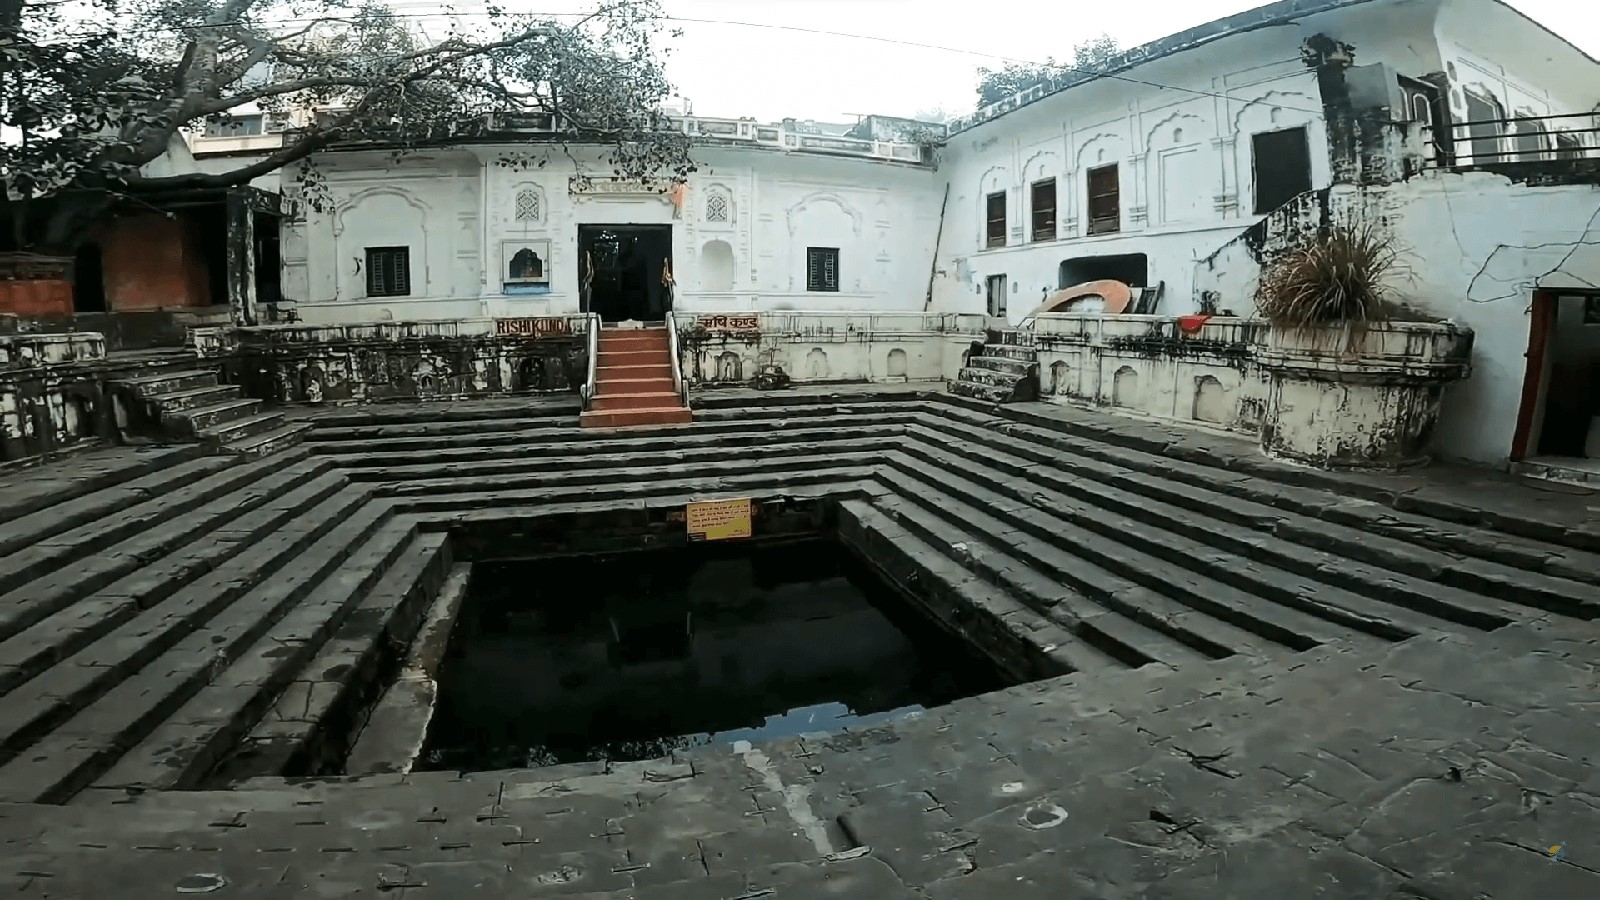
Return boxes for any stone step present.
[0,467,349,697]
[149,384,243,413]
[909,420,1573,629]
[379,449,885,498]
[114,368,219,396]
[208,531,453,785]
[308,414,579,443]
[947,380,1013,403]
[340,435,901,483]
[597,362,674,380]
[947,393,1600,554]
[0,449,324,642]
[877,455,1390,653]
[0,445,204,528]
[925,403,1600,593]
[579,406,694,428]
[294,397,577,430]
[984,344,1037,361]
[88,524,447,794]
[0,488,388,803]
[967,356,1033,375]
[836,499,1084,682]
[894,442,1486,643]
[307,411,918,455]
[200,410,288,446]
[596,348,672,367]
[225,421,313,457]
[174,397,262,433]
[0,452,234,557]
[955,365,1022,387]
[0,478,371,753]
[314,422,907,468]
[392,466,875,515]
[598,332,669,349]
[596,376,675,396]
[867,487,1217,671]
[689,396,1600,580]
[589,390,685,412]
[869,466,1290,665]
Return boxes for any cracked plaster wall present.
[1033,312,1472,467]
[1198,174,1600,465]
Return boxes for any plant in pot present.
[1253,223,1411,354]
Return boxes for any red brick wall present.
[100,214,213,311]
[0,278,73,316]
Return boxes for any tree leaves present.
[1,0,695,250]
[974,35,1123,108]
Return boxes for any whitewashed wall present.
[281,145,941,323]
[927,0,1599,328]
[1200,174,1600,466]
[930,27,1334,323]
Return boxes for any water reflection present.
[418,540,1005,773]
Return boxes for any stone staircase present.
[948,334,1039,403]
[580,325,693,428]
[0,389,1594,896]
[114,367,310,455]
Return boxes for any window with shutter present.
[1086,165,1120,236]
[806,247,840,292]
[1029,179,1057,242]
[985,191,1007,248]
[365,247,412,297]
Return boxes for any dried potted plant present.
[1248,223,1472,468]
[1253,222,1405,353]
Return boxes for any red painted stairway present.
[579,326,694,428]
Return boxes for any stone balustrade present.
[677,311,987,387]
[200,316,595,405]
[1032,313,1473,468]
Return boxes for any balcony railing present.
[1428,110,1600,169]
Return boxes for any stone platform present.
[0,386,1593,897]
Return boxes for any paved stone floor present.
[0,385,1594,897]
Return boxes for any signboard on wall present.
[496,317,571,338]
[686,498,753,541]
[696,314,760,333]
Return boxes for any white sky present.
[605,0,1600,122]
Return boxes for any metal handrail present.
[580,311,600,411]
[665,310,689,408]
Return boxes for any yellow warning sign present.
[686,498,753,541]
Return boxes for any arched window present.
[514,187,541,222]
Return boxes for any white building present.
[189,0,1600,471]
[264,119,944,325]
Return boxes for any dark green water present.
[418,539,1008,772]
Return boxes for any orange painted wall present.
[99,213,213,311]
[0,278,73,316]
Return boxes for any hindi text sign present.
[686,498,753,541]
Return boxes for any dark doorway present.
[194,205,229,308]
[72,243,106,313]
[578,224,673,323]
[1059,253,1148,289]
[1251,127,1313,214]
[254,211,282,307]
